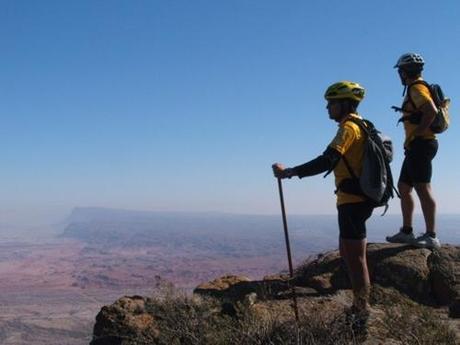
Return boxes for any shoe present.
[386,230,415,244]
[412,233,441,249]
[345,305,369,336]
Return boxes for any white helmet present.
[394,52,425,69]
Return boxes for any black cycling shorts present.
[399,138,438,186]
[337,202,374,240]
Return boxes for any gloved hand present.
[272,163,295,179]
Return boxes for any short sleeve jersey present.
[328,113,367,206]
[402,78,436,144]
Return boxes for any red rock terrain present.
[3,209,458,344]
[0,238,291,345]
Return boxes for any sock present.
[401,226,413,234]
[353,285,370,312]
[428,232,437,238]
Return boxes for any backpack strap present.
[338,117,370,180]
[345,117,372,137]
[323,117,368,179]
[341,155,357,180]
[397,80,431,125]
[404,80,431,111]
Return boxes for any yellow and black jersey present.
[329,114,366,205]
[328,113,367,206]
[401,78,436,146]
[292,113,368,205]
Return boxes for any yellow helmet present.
[324,81,365,102]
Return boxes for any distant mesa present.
[59,207,334,254]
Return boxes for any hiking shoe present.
[412,233,441,249]
[345,305,370,336]
[386,230,415,244]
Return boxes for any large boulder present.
[193,244,460,310]
[194,274,317,302]
[91,296,159,345]
[296,243,460,307]
[428,245,460,304]
[194,275,252,299]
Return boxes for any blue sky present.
[1,0,459,225]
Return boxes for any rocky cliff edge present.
[90,243,460,344]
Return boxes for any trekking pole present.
[276,177,300,324]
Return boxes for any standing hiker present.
[386,53,441,249]
[272,81,373,314]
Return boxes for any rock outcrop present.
[91,296,159,345]
[296,243,460,306]
[91,243,460,344]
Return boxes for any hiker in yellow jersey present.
[273,81,373,315]
[386,53,440,249]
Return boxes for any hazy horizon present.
[3,205,460,230]
[2,206,460,248]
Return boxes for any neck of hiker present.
[405,75,422,86]
[338,112,358,124]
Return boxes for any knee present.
[414,184,434,199]
[398,182,412,197]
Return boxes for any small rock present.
[449,298,460,318]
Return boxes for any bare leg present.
[414,183,436,233]
[398,181,414,228]
[339,237,345,257]
[340,237,370,311]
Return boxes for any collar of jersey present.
[339,113,362,126]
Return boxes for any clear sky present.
[1,0,459,226]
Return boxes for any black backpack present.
[396,80,450,134]
[338,118,397,214]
